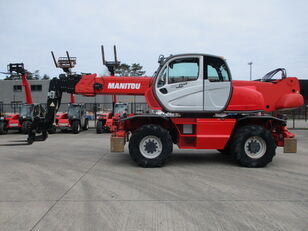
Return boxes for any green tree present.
[130,63,146,76]
[33,70,40,80]
[26,71,34,80]
[115,63,131,76]
[42,74,50,80]
[115,63,146,76]
[4,73,19,80]
[3,70,39,80]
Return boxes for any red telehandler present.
[28,46,304,168]
[0,63,45,134]
[96,102,129,133]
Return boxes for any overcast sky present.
[0,0,307,80]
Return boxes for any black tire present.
[230,125,276,168]
[48,125,57,134]
[21,121,31,134]
[27,132,35,145]
[129,124,173,167]
[42,130,48,141]
[103,126,111,133]
[71,120,80,134]
[217,149,227,155]
[83,119,89,130]
[96,121,103,134]
[0,121,8,135]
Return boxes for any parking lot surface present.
[0,129,307,231]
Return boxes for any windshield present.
[114,104,128,114]
[19,104,33,117]
[68,105,80,117]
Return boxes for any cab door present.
[154,55,204,112]
[203,56,232,112]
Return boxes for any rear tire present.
[96,121,103,134]
[0,121,8,135]
[21,121,31,134]
[230,125,276,168]
[129,124,173,167]
[71,120,80,134]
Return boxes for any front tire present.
[230,125,276,168]
[103,126,110,133]
[71,120,80,134]
[96,120,103,134]
[0,121,8,135]
[129,124,173,167]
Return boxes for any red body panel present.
[5,114,21,128]
[171,118,236,149]
[56,113,70,127]
[144,87,163,110]
[75,74,153,96]
[21,73,33,104]
[98,112,112,121]
[227,86,265,111]
[229,78,303,112]
[70,94,75,104]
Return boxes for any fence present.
[274,105,308,129]
[1,103,307,128]
[0,102,150,123]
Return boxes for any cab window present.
[168,58,199,84]
[157,66,167,88]
[206,57,230,82]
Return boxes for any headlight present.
[0,117,4,120]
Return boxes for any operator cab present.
[114,103,128,115]
[68,104,85,119]
[154,54,232,113]
[20,104,45,120]
[20,104,34,119]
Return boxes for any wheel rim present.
[244,136,267,159]
[139,135,162,159]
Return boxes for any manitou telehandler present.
[48,51,89,134]
[28,46,304,168]
[96,102,128,133]
[0,63,45,135]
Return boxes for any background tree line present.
[4,70,50,80]
[115,63,146,76]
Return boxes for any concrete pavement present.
[0,130,307,230]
